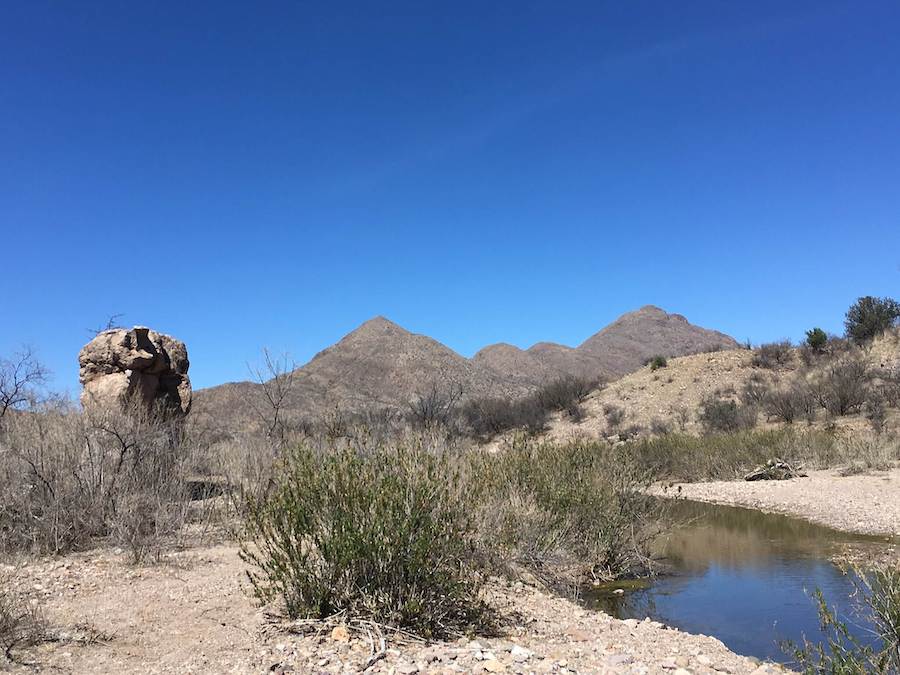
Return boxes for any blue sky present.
[3,1,899,394]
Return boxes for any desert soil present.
[653,467,900,539]
[3,544,781,675]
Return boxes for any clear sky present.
[3,1,899,394]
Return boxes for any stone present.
[509,645,532,663]
[79,326,192,416]
[481,660,505,673]
[330,625,350,643]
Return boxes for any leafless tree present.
[408,380,463,429]
[87,313,125,336]
[0,347,49,428]
[247,349,297,443]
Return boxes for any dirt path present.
[653,468,900,538]
[4,544,780,675]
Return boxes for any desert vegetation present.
[1,295,898,667]
[786,565,900,674]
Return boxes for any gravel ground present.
[2,544,782,675]
[653,468,900,537]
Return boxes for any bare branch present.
[0,346,50,427]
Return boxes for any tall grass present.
[469,439,658,585]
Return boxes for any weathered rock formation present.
[79,327,191,416]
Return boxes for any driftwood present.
[744,458,807,481]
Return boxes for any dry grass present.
[0,571,47,661]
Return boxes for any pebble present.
[509,645,532,663]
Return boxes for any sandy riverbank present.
[3,543,782,675]
[653,467,900,538]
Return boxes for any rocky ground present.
[654,467,900,538]
[2,544,781,675]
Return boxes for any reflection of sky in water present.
[587,501,888,663]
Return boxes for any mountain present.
[193,307,739,434]
[576,305,740,377]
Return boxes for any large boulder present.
[79,327,191,416]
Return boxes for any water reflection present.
[585,500,893,663]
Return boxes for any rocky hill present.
[194,307,739,434]
[577,305,740,377]
[538,328,900,444]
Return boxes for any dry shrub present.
[649,418,672,436]
[469,439,658,585]
[602,404,626,432]
[0,401,191,561]
[0,572,46,660]
[697,396,758,434]
[763,384,812,424]
[752,341,794,369]
[809,356,871,417]
[461,376,598,440]
[740,372,772,406]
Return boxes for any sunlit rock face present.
[78,326,191,416]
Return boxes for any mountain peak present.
[577,306,739,376]
[348,316,410,338]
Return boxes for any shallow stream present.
[587,499,896,663]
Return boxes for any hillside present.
[578,305,740,377]
[540,328,900,443]
[194,307,739,434]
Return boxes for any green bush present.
[240,440,487,638]
[786,565,900,674]
[468,439,657,585]
[845,296,900,344]
[805,327,828,353]
[648,355,667,371]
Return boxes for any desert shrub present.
[697,396,757,434]
[407,381,463,430]
[845,296,900,344]
[805,327,828,353]
[618,424,645,441]
[809,356,871,417]
[649,418,672,436]
[873,366,900,410]
[752,340,794,369]
[240,439,486,637]
[460,378,599,440]
[787,565,900,674]
[536,376,598,412]
[763,385,811,424]
[0,572,47,660]
[741,372,772,406]
[515,396,552,434]
[469,439,658,585]
[647,355,667,371]
[0,402,191,559]
[602,404,626,432]
[865,393,888,434]
[670,405,691,431]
